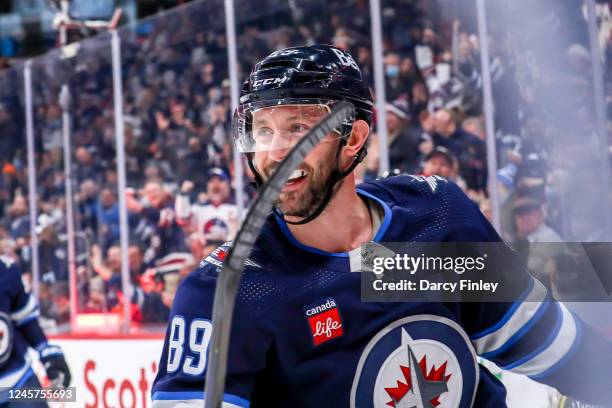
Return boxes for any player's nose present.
[268,146,290,162]
[267,131,293,162]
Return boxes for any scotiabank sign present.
[51,336,164,408]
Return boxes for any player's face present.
[252,105,341,217]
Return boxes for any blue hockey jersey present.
[152,175,612,407]
[0,256,47,403]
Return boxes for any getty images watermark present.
[354,242,612,303]
[370,252,498,294]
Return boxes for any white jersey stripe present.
[152,391,249,408]
[0,355,32,388]
[152,400,244,408]
[506,303,578,376]
[10,294,36,322]
[471,279,548,355]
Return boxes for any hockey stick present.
[204,102,355,408]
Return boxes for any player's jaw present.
[260,148,338,218]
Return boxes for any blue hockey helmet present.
[232,45,373,153]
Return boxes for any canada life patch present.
[304,298,344,346]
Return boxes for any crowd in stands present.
[0,0,609,330]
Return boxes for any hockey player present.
[0,256,71,407]
[151,45,612,407]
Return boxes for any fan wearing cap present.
[367,98,428,177]
[513,197,561,243]
[175,167,238,242]
[421,146,457,179]
[432,108,486,190]
[512,196,563,288]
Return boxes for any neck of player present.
[285,175,373,253]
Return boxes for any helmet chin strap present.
[247,139,367,226]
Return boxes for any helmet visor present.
[232,99,352,153]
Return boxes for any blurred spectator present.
[40,103,63,155]
[128,181,187,261]
[91,244,121,283]
[75,179,99,234]
[7,195,29,240]
[90,245,128,311]
[384,52,415,101]
[461,116,486,142]
[75,147,104,185]
[514,197,561,243]
[176,167,238,240]
[367,99,431,177]
[154,96,198,170]
[143,164,165,184]
[43,282,70,325]
[37,214,68,284]
[137,269,171,323]
[128,244,148,277]
[177,136,210,191]
[0,103,21,163]
[513,196,563,287]
[123,125,152,187]
[411,81,429,116]
[97,188,120,249]
[421,146,457,181]
[387,99,426,172]
[432,108,486,190]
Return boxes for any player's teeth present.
[288,169,307,181]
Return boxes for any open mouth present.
[284,169,308,187]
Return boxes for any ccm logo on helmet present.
[252,77,288,88]
[331,48,359,70]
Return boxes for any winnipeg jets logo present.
[0,312,12,364]
[384,329,451,407]
[351,315,479,408]
[409,175,446,193]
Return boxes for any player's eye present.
[289,123,310,135]
[254,127,273,145]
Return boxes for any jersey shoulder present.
[360,174,500,242]
[0,255,23,294]
[360,174,455,201]
[170,254,220,321]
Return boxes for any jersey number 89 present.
[167,316,212,376]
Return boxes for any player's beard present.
[263,145,341,218]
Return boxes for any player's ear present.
[342,119,369,157]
